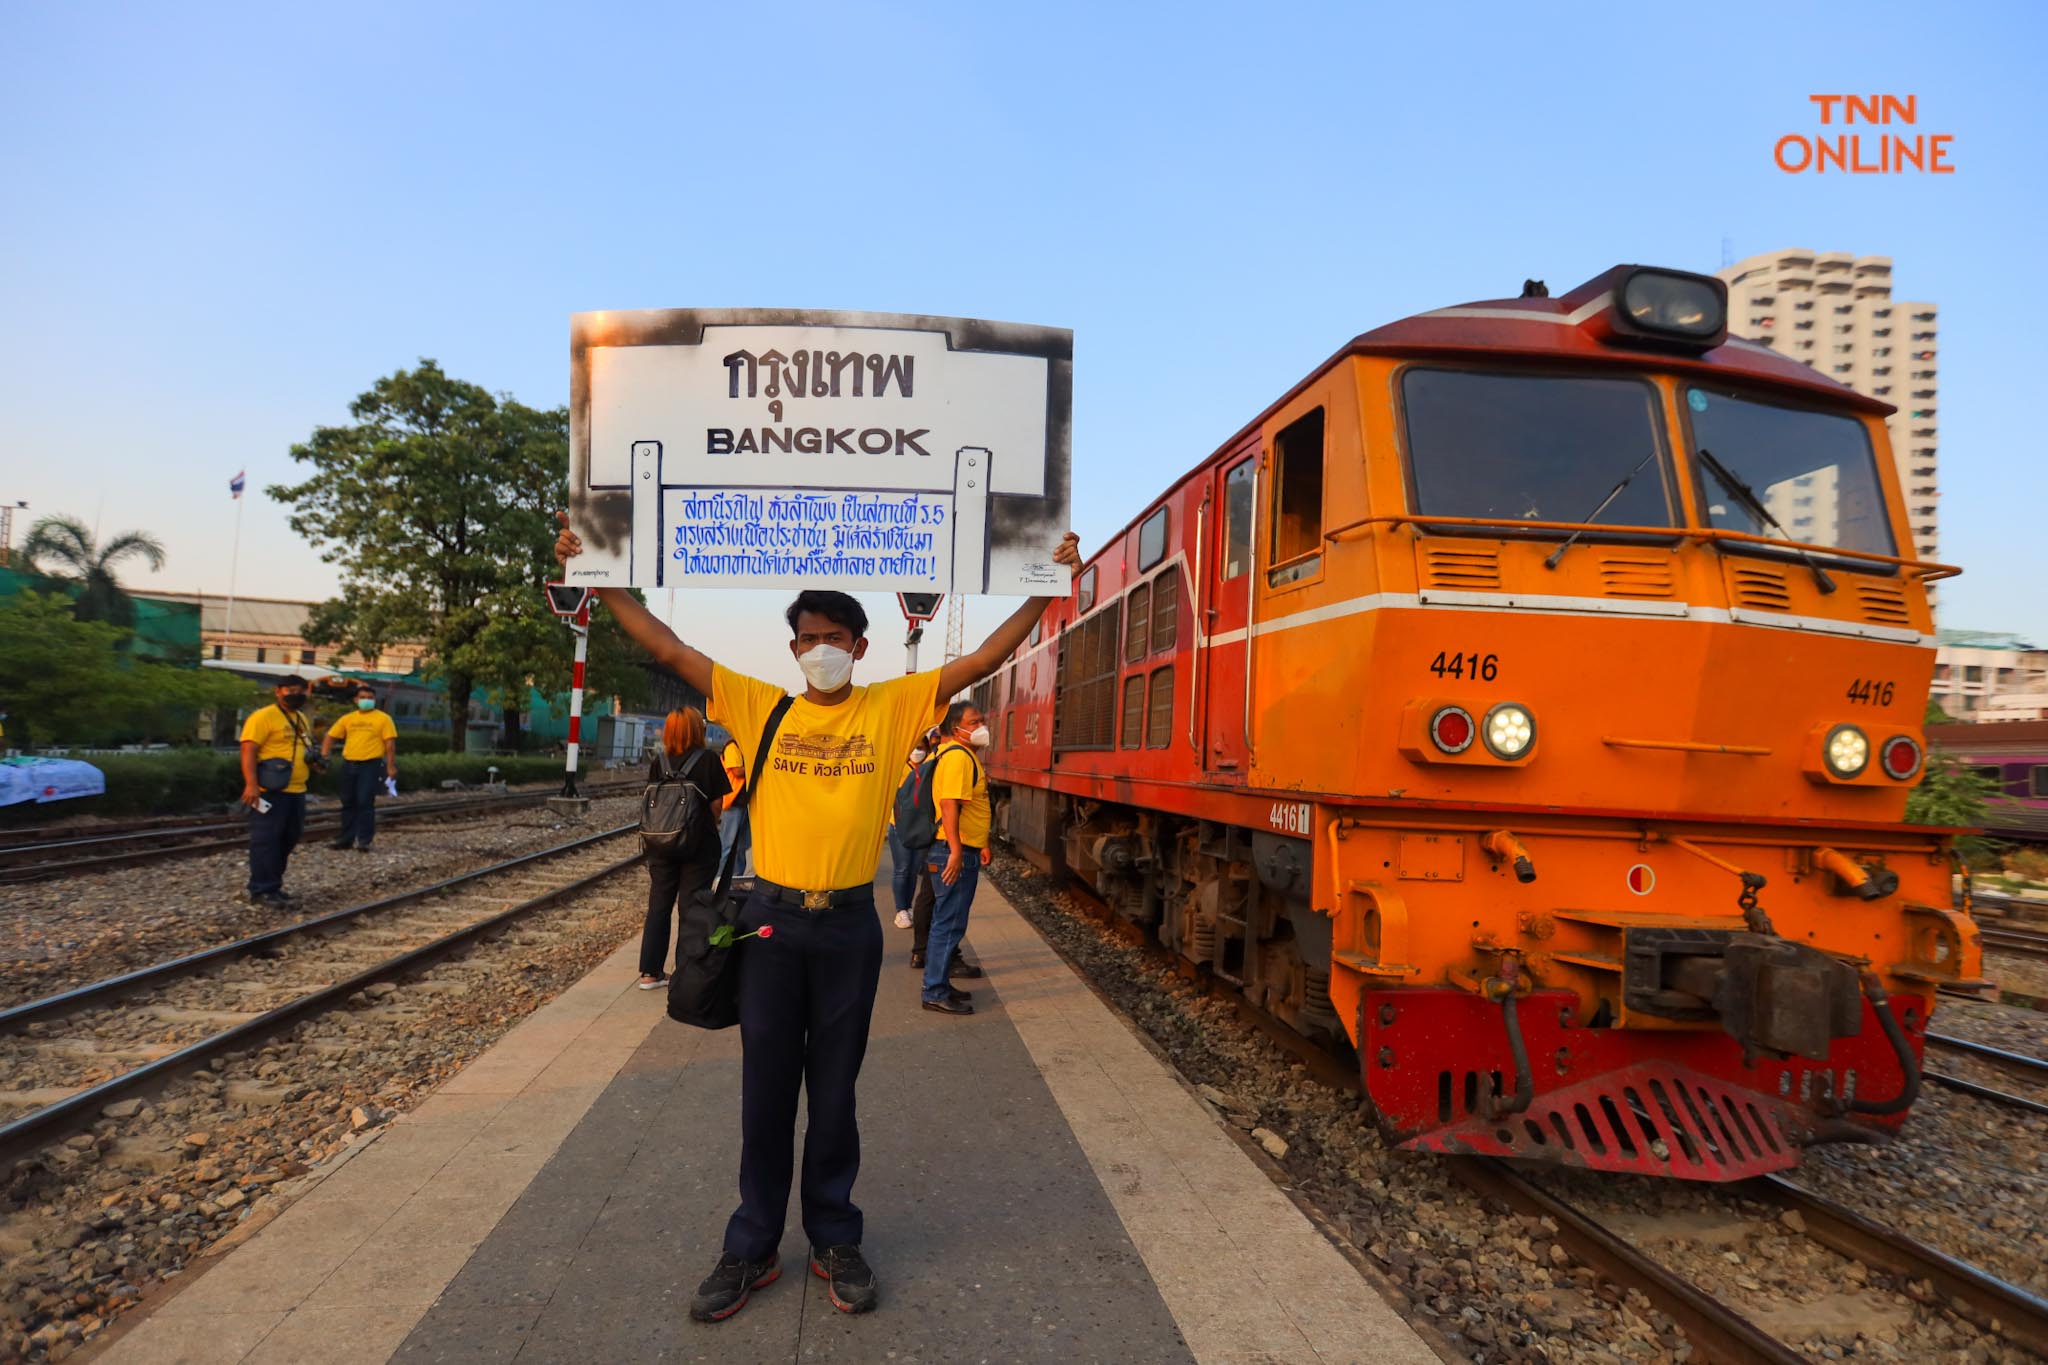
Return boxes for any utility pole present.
[943,593,966,664]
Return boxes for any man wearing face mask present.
[919,701,993,1016]
[239,676,315,910]
[553,514,1079,1322]
[320,685,398,851]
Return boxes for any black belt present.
[753,879,874,912]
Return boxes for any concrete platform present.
[99,863,1438,1365]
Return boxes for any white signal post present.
[563,601,590,798]
[898,593,942,676]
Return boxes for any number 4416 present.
[1846,679,1895,706]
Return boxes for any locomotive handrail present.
[1603,736,1773,756]
[1324,513,1963,580]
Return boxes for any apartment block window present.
[212,644,223,660]
[1873,366,1890,376]
[1873,346,1891,357]
[1873,386,1891,396]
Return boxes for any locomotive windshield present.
[1400,369,1675,532]
[1682,386,1897,558]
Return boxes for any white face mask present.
[797,643,855,691]
[966,725,992,749]
[908,748,928,766]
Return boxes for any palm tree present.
[22,515,167,628]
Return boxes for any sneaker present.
[635,974,668,991]
[690,1251,780,1322]
[810,1244,878,1314]
[892,909,912,930]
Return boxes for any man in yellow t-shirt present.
[238,675,315,909]
[554,513,1080,1323]
[920,701,992,1015]
[321,684,399,852]
[715,733,752,880]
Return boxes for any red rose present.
[756,924,775,940]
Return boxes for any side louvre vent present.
[1730,565,1793,612]
[1596,554,1676,599]
[1855,582,1913,626]
[1420,545,1501,591]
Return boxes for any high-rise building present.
[1716,250,1940,564]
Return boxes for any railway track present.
[1981,925,2048,962]
[1037,865,2048,1364]
[0,823,641,1167]
[0,781,637,884]
[1923,1029,2048,1117]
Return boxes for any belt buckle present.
[802,890,831,911]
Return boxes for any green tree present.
[21,515,167,628]
[272,361,572,753]
[0,590,253,747]
[456,583,651,750]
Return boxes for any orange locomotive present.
[978,265,1982,1180]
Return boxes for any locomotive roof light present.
[1430,705,1476,754]
[1879,734,1923,782]
[1824,724,1870,779]
[1482,703,1536,760]
[1570,265,1729,352]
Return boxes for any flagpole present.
[224,489,244,657]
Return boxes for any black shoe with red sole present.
[810,1244,878,1313]
[690,1252,780,1322]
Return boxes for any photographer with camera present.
[239,675,321,910]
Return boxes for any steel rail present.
[0,782,636,884]
[1447,1158,1806,1365]
[0,827,641,1168]
[0,824,636,1030]
[1925,1031,2048,1078]
[1980,929,2048,961]
[1747,1176,2048,1358]
[1923,1070,2048,1117]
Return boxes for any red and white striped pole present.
[562,602,590,797]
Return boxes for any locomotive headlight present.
[1824,724,1870,778]
[1621,270,1724,339]
[1879,734,1923,781]
[1482,703,1536,759]
[1429,705,1476,754]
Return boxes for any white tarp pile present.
[0,758,107,807]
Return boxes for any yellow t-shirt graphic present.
[712,663,940,890]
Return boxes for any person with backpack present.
[915,702,992,1016]
[887,727,942,930]
[554,513,1079,1323]
[638,707,731,990]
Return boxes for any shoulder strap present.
[937,741,981,785]
[732,696,795,814]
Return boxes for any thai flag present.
[230,470,245,500]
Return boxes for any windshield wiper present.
[1544,449,1660,570]
[1696,448,1837,594]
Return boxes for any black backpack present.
[641,749,717,858]
[892,742,980,855]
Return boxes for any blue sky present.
[3,1,2042,685]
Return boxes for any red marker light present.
[1879,735,1922,781]
[1430,706,1475,754]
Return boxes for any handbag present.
[667,695,794,1030]
[255,710,309,793]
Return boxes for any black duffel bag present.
[668,695,792,1030]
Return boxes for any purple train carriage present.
[1928,720,2048,841]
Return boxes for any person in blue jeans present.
[887,728,941,929]
[921,702,991,1016]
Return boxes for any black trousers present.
[909,865,937,954]
[641,850,719,978]
[247,792,306,896]
[724,885,882,1260]
[337,759,384,847]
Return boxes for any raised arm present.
[553,514,716,698]
[936,532,1083,699]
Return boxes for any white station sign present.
[564,309,1072,596]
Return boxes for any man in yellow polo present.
[321,684,398,851]
[554,514,1079,1323]
[239,676,315,909]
